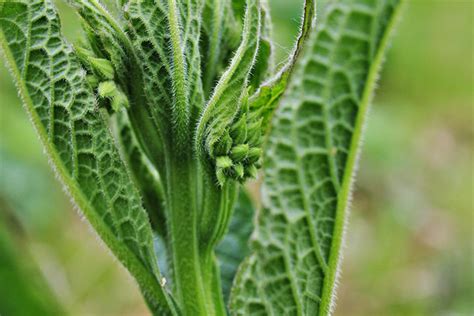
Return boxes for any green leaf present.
[123,0,204,150]
[247,0,316,133]
[0,1,176,314]
[115,112,167,238]
[200,0,239,96]
[179,0,205,120]
[120,0,172,170]
[230,0,405,315]
[166,0,200,143]
[201,0,273,94]
[216,190,254,301]
[248,0,274,88]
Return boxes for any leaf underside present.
[230,0,404,315]
[0,1,174,314]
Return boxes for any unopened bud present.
[211,132,232,157]
[98,81,117,98]
[230,115,247,144]
[111,90,130,111]
[230,144,249,162]
[246,164,258,179]
[233,163,245,179]
[86,75,99,87]
[216,156,233,169]
[247,147,262,164]
[90,57,115,79]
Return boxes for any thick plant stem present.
[166,155,230,316]
[166,155,208,315]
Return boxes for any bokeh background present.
[1,0,472,315]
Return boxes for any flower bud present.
[216,156,233,169]
[111,90,130,111]
[245,164,258,179]
[211,131,232,157]
[89,57,115,79]
[98,81,117,98]
[230,115,247,144]
[230,144,249,162]
[233,163,245,179]
[86,75,99,88]
[247,147,262,164]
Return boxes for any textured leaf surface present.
[116,112,167,237]
[123,0,204,152]
[230,0,404,315]
[0,1,174,314]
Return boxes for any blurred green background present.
[0,0,472,315]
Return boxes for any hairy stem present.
[165,155,229,315]
[166,156,206,315]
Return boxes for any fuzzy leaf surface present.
[116,112,167,237]
[123,0,204,148]
[230,0,404,315]
[0,1,175,314]
[248,0,315,133]
[200,0,240,96]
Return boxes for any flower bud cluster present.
[209,99,264,186]
[75,33,129,113]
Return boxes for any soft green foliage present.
[0,0,403,315]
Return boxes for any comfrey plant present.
[0,0,403,314]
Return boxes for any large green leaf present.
[0,1,175,314]
[230,0,405,315]
[67,0,169,238]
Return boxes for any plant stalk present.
[165,155,228,316]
